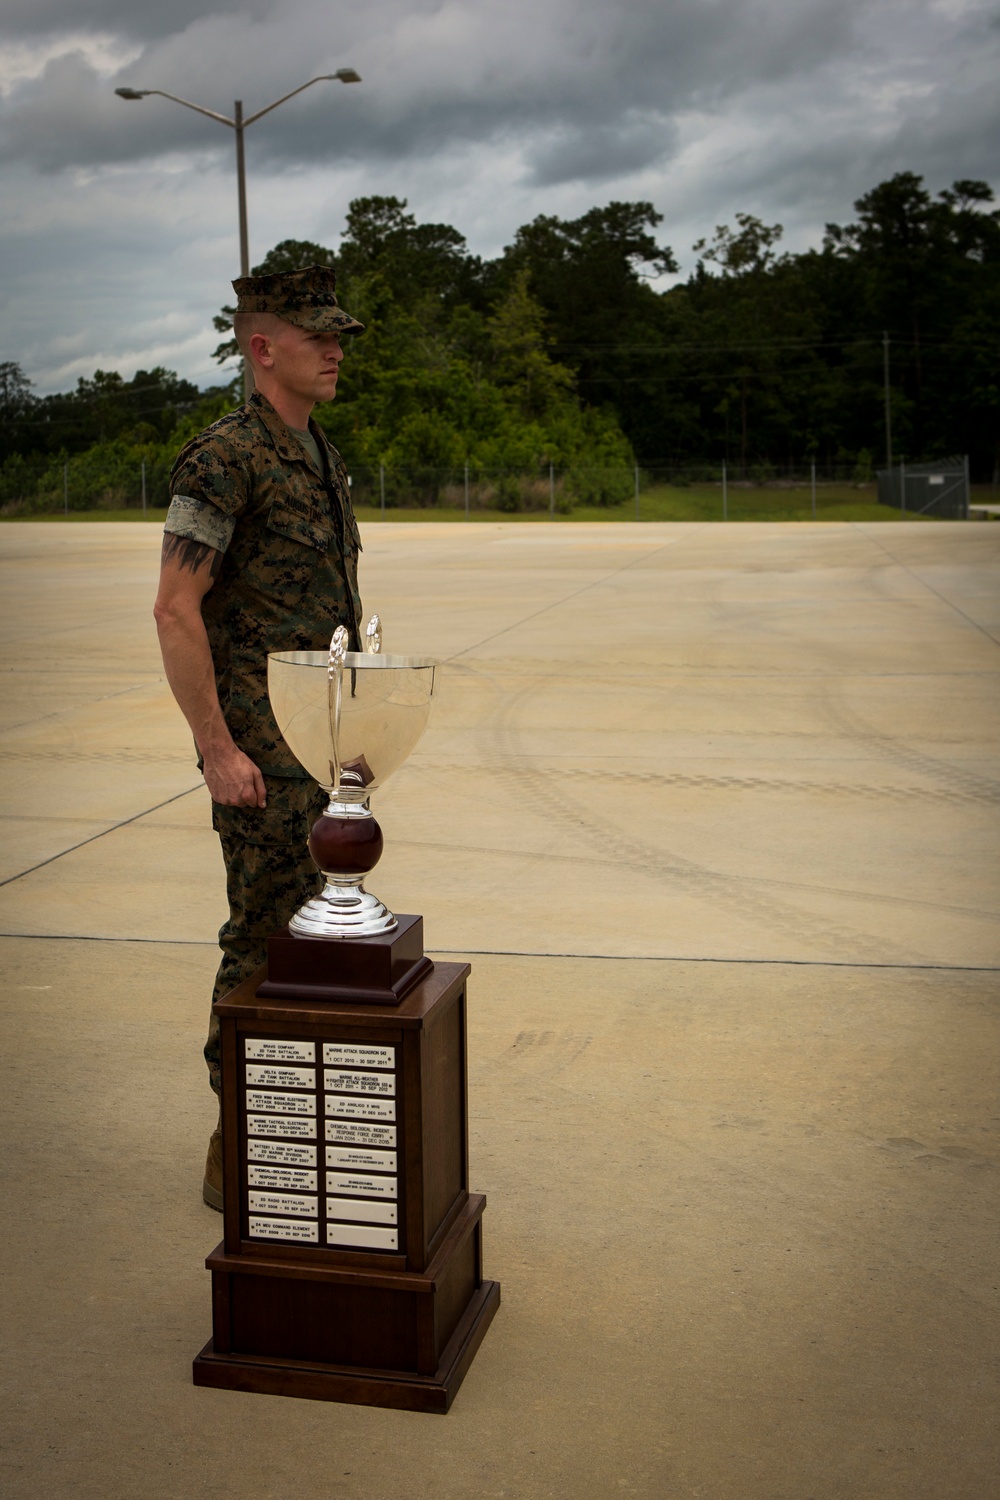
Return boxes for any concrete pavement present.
[1,520,997,1499]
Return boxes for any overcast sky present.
[2,0,998,394]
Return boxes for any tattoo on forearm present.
[162,533,222,577]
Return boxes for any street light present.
[116,71,362,396]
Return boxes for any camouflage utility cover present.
[232,265,364,335]
[168,390,363,776]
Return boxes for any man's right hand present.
[202,744,267,807]
[154,533,268,809]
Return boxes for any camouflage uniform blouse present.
[167,390,363,777]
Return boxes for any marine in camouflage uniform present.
[156,267,364,1109]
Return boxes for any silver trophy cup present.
[267,620,436,938]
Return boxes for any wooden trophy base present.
[192,1282,499,1413]
[193,1196,500,1414]
[258,914,433,1005]
[194,926,498,1413]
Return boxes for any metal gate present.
[876,457,970,518]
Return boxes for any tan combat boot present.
[203,1122,223,1211]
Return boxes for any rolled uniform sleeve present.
[167,419,253,551]
[164,495,237,552]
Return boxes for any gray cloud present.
[1,0,997,390]
[0,0,276,41]
[0,0,872,174]
[527,113,680,188]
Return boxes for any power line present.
[10,402,207,431]
[549,336,997,354]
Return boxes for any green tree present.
[25,367,200,455]
[308,232,633,505]
[495,201,677,459]
[684,216,812,473]
[824,172,1000,466]
[693,212,785,276]
[0,361,36,461]
[485,270,574,419]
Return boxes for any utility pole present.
[883,331,893,471]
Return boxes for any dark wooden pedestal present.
[258,915,433,1005]
[192,931,499,1413]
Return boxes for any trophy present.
[267,617,436,939]
[194,616,499,1412]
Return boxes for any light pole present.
[882,329,893,471]
[116,70,362,396]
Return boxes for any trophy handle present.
[365,614,382,654]
[326,624,348,792]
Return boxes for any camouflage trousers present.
[205,775,329,1096]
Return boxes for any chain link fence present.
[0,449,169,515]
[876,457,970,518]
[347,459,891,517]
[1,452,974,519]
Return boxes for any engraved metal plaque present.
[325,1147,397,1173]
[249,1217,319,1244]
[247,1139,317,1166]
[325,1223,399,1251]
[324,1120,396,1148]
[322,1043,394,1069]
[248,1191,318,1219]
[245,1064,316,1090]
[246,1113,316,1139]
[326,1172,397,1200]
[324,1095,395,1121]
[246,1090,316,1115]
[248,1165,318,1192]
[323,1069,395,1096]
[245,1038,315,1063]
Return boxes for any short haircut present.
[232,311,288,358]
